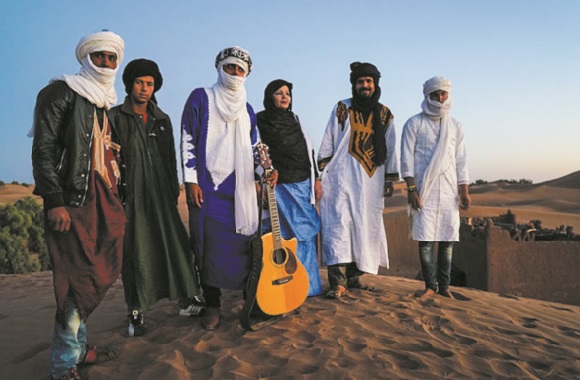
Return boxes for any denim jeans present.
[419,241,454,292]
[51,296,87,378]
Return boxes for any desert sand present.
[1,171,579,379]
[2,270,580,379]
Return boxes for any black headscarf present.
[257,79,311,184]
[349,62,386,165]
[122,58,163,104]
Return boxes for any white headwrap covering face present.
[27,31,124,137]
[56,31,124,109]
[421,76,452,119]
[409,76,455,230]
[206,47,258,235]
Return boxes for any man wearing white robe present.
[400,76,471,299]
[318,62,399,299]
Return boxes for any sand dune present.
[2,172,579,378]
[2,271,580,379]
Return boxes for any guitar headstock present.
[256,142,273,171]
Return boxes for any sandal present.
[78,345,120,366]
[325,285,347,299]
[53,368,81,380]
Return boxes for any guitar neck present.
[265,173,283,251]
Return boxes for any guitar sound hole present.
[273,249,287,265]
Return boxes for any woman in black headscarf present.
[256,79,322,296]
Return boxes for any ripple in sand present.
[184,352,215,371]
[558,325,580,338]
[10,342,50,364]
[385,350,422,370]
[293,330,316,345]
[519,317,539,328]
[419,315,449,331]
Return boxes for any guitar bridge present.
[272,275,293,285]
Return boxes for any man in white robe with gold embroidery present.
[318,62,399,299]
[400,76,471,299]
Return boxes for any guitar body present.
[256,232,309,316]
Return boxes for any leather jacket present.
[109,96,180,205]
[31,80,124,209]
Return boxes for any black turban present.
[122,58,163,98]
[349,61,381,85]
[349,62,387,166]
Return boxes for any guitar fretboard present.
[265,169,283,251]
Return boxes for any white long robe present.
[400,113,469,241]
[318,99,399,274]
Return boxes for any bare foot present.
[419,288,436,298]
[439,290,455,299]
[325,285,347,299]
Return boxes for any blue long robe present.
[181,88,258,290]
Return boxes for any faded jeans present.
[51,296,87,378]
[419,241,454,292]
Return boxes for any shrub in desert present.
[0,197,48,274]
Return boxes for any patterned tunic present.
[318,98,399,274]
[181,88,258,290]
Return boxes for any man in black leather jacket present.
[31,30,125,380]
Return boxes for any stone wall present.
[382,212,580,306]
[454,223,580,306]
[380,210,419,279]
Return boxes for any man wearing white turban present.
[31,30,125,380]
[400,76,471,299]
[181,46,277,330]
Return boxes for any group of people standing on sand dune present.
[31,30,470,380]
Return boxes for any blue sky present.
[1,0,578,184]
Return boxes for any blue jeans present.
[419,241,454,292]
[51,296,87,378]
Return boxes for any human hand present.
[460,193,471,210]
[47,206,71,232]
[264,169,278,188]
[459,184,471,210]
[408,191,422,210]
[315,179,322,202]
[384,181,394,197]
[185,183,203,208]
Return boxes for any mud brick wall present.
[454,225,580,306]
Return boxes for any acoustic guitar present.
[255,143,309,316]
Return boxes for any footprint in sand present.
[558,325,580,339]
[293,330,316,345]
[419,315,449,331]
[385,350,422,370]
[519,317,539,329]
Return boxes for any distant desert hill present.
[0,183,39,205]
[541,170,580,189]
[3,170,579,228]
[382,171,580,229]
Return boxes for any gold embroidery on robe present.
[348,109,377,177]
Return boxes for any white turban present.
[57,30,124,109]
[423,76,451,97]
[27,31,124,137]
[75,31,125,66]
